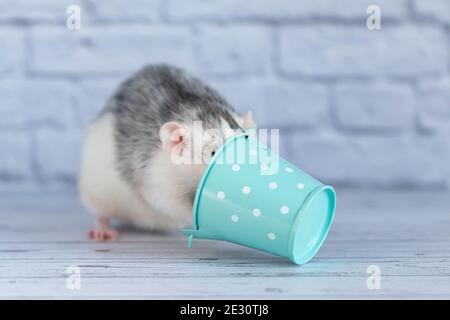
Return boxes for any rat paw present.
[87,228,120,241]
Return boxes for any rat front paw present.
[87,229,120,241]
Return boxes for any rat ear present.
[242,111,256,130]
[159,122,189,153]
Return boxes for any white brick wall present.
[30,26,193,75]
[0,80,75,128]
[84,0,160,22]
[35,127,82,180]
[165,0,408,20]
[288,133,448,187]
[0,28,25,73]
[279,26,447,77]
[213,80,328,129]
[0,0,449,191]
[334,82,414,131]
[417,78,450,132]
[196,25,271,76]
[413,0,450,24]
[0,132,32,180]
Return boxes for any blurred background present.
[0,0,449,194]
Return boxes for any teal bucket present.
[183,131,336,264]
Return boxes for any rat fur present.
[79,64,255,241]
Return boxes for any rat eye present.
[211,151,216,157]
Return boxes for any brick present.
[287,133,448,186]
[0,0,76,21]
[413,0,450,24]
[75,79,123,128]
[0,132,32,179]
[85,0,159,22]
[166,0,407,21]
[35,128,82,180]
[212,80,328,129]
[0,28,25,73]
[0,79,75,128]
[332,0,407,19]
[278,25,447,77]
[30,26,193,75]
[417,78,450,131]
[0,180,41,193]
[197,25,271,76]
[334,82,414,131]
[166,0,317,20]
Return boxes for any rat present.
[78,64,255,241]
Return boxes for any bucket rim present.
[190,129,256,232]
[288,185,336,264]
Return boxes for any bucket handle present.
[182,229,197,248]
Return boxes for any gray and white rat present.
[79,64,255,241]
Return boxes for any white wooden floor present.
[0,190,449,299]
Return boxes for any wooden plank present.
[0,191,449,299]
[1,276,449,299]
[1,257,450,278]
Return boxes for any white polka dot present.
[232,164,240,172]
[252,208,262,217]
[231,214,239,222]
[250,150,258,156]
[217,191,225,199]
[242,186,251,194]
[268,182,278,190]
[280,206,290,215]
[286,167,294,173]
[297,183,305,190]
[261,164,269,171]
[268,233,276,240]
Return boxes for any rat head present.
[159,111,256,186]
